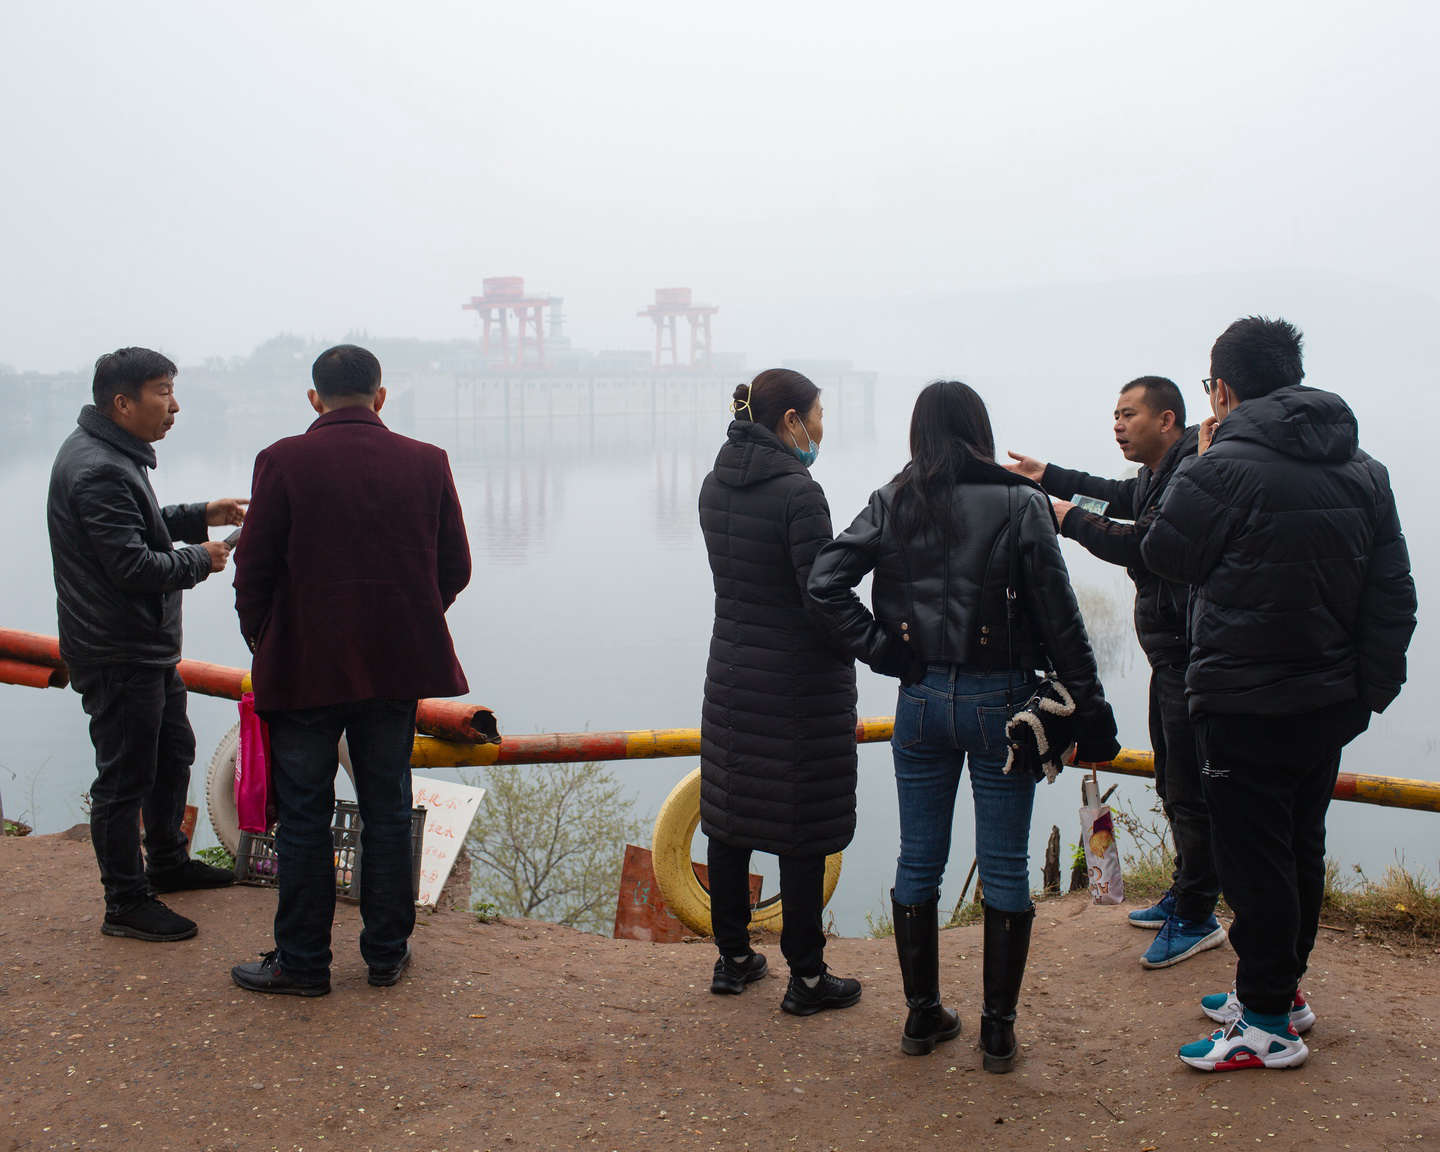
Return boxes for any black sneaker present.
[101,897,198,942]
[781,971,862,1016]
[148,859,236,893]
[711,951,768,995]
[368,943,412,988]
[231,951,331,997]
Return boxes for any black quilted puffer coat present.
[1141,385,1416,718]
[698,420,858,857]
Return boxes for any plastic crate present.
[235,799,428,902]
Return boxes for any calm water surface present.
[2,374,1434,934]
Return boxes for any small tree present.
[463,761,646,934]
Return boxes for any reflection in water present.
[4,364,1434,936]
[415,367,877,563]
[654,447,708,550]
[1073,581,1137,678]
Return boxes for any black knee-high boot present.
[981,903,1034,1074]
[892,891,963,1056]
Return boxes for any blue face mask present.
[787,421,820,467]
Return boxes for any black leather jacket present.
[808,463,1118,755]
[47,407,212,668]
[1043,424,1199,670]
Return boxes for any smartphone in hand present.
[224,528,242,548]
[1073,495,1110,516]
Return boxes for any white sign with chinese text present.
[411,775,485,906]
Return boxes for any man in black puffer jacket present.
[1142,317,1416,1073]
[1009,377,1223,971]
[48,348,246,944]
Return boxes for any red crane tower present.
[637,287,718,368]
[462,277,556,368]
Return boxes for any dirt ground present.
[2,832,1437,1152]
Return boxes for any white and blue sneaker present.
[1179,1013,1309,1071]
[1127,890,1176,930]
[1139,914,1227,969]
[1201,989,1315,1034]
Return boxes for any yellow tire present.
[651,766,843,936]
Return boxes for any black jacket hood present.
[1215,385,1358,464]
[711,419,810,488]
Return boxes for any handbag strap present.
[1005,484,1022,701]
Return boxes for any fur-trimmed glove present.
[1003,679,1077,783]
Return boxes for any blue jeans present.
[265,699,418,981]
[891,665,1038,913]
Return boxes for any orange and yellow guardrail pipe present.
[0,627,499,746]
[3,627,1437,815]
[409,722,1440,814]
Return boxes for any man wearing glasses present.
[1143,316,1415,1072]
[1005,377,1221,971]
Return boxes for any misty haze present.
[2,2,1435,934]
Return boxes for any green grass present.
[473,901,501,924]
[1323,861,1440,938]
[195,845,235,871]
[946,900,985,927]
[1111,793,1440,940]
[864,903,894,939]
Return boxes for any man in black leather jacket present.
[1008,377,1223,971]
[1143,317,1416,1072]
[47,348,246,943]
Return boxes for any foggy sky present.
[2,0,1438,374]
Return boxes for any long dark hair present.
[891,380,996,540]
[731,368,819,433]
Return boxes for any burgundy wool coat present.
[234,407,471,712]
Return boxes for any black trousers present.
[707,837,826,978]
[266,700,418,981]
[71,663,194,911]
[1148,665,1219,922]
[1196,704,1364,1016]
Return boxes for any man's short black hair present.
[92,347,177,410]
[1121,375,1185,427]
[312,344,382,398]
[1210,316,1305,401]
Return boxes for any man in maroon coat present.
[230,344,471,996]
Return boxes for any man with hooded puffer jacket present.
[1142,316,1415,1072]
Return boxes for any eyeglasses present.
[1201,377,1217,395]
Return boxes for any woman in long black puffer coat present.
[698,368,895,1015]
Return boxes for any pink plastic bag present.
[235,692,274,833]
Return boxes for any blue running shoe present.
[1140,914,1227,969]
[1201,989,1315,1034]
[1178,1014,1308,1071]
[1127,890,1176,930]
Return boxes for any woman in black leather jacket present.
[808,380,1118,1072]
